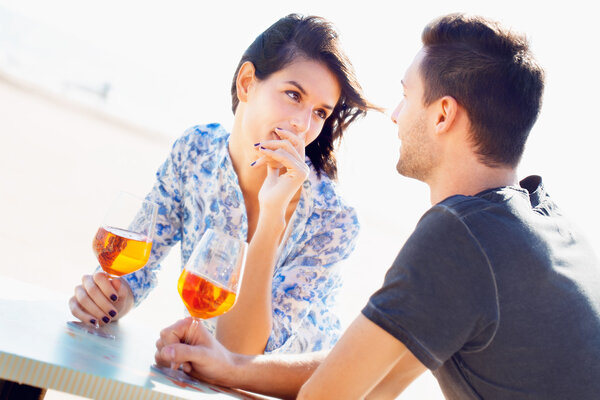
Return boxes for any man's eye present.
[286,91,300,101]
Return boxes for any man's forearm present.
[224,350,328,399]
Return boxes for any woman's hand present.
[252,127,310,218]
[155,317,236,386]
[68,271,133,326]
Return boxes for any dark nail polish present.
[102,316,110,324]
[250,161,256,166]
[260,146,266,150]
[90,319,97,325]
[253,142,260,146]
[110,294,118,302]
[109,310,117,318]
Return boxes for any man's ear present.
[434,96,459,135]
[236,61,257,103]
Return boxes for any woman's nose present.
[291,107,312,134]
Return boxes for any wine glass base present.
[66,321,116,340]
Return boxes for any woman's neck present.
[228,119,265,197]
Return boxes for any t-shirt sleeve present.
[362,205,499,370]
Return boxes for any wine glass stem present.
[185,317,201,344]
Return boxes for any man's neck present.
[427,161,519,205]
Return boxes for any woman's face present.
[239,58,341,148]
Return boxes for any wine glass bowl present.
[92,192,158,277]
[178,229,247,319]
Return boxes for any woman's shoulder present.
[171,123,229,153]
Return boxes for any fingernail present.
[110,294,118,302]
[109,310,117,318]
[90,319,97,325]
[250,161,256,166]
[260,146,266,150]
[253,142,260,146]
[102,316,110,324]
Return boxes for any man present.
[155,13,600,399]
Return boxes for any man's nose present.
[391,103,402,124]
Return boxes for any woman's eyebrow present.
[285,80,307,95]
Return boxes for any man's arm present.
[155,317,327,399]
[298,314,426,399]
[157,315,426,399]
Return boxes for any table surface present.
[0,276,272,400]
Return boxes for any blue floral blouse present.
[122,123,360,353]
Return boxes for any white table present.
[0,276,271,400]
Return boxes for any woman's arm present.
[215,210,286,354]
[216,131,310,354]
[119,131,189,306]
[218,196,360,354]
[216,129,310,354]
[69,129,189,326]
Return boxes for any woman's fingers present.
[255,136,302,161]
[93,271,120,301]
[274,127,306,157]
[73,274,117,325]
[69,295,99,326]
[255,146,309,179]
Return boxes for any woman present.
[69,13,379,355]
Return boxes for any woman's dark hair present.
[420,13,545,167]
[231,14,380,179]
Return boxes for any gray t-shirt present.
[362,176,600,399]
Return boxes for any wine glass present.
[92,191,158,278]
[68,191,158,338]
[177,228,247,340]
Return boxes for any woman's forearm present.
[215,213,285,354]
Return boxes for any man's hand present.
[155,317,237,387]
[155,317,328,399]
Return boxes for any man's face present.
[390,49,440,182]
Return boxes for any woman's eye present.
[315,109,327,120]
[286,91,300,102]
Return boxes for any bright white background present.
[0,1,598,399]
[1,0,598,235]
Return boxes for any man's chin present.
[396,162,424,182]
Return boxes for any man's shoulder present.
[414,196,486,233]
[433,193,498,218]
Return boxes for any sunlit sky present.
[1,0,599,244]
